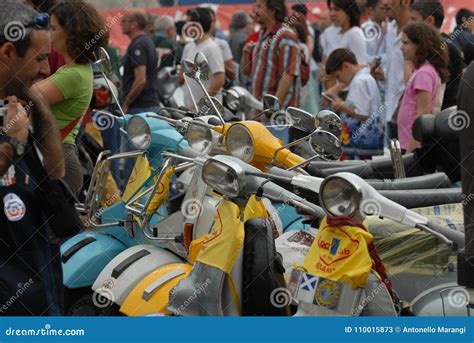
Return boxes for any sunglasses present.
[25,13,51,30]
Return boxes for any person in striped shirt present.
[240,0,301,108]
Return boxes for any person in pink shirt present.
[397,22,449,153]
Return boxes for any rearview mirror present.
[316,110,342,137]
[286,107,316,133]
[194,52,211,82]
[182,60,197,80]
[310,130,342,160]
[263,94,281,114]
[94,47,112,76]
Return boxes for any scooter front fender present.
[61,232,128,289]
[92,245,183,306]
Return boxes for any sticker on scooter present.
[3,193,26,222]
[102,278,115,290]
[287,231,315,247]
[315,279,341,308]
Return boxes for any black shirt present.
[0,142,63,315]
[442,35,464,109]
[121,34,160,109]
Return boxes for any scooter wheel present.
[242,218,290,316]
[67,293,122,316]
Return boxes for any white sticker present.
[134,49,142,56]
[3,193,26,222]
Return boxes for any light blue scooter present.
[61,112,192,314]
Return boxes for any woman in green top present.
[33,1,108,194]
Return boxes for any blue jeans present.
[99,111,122,186]
[121,106,160,190]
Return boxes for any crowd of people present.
[0,0,472,315]
[115,0,473,156]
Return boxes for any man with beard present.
[0,2,65,315]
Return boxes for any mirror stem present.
[270,135,310,167]
[184,74,199,112]
[287,154,321,173]
[101,71,125,117]
[195,79,226,125]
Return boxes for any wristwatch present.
[1,135,26,157]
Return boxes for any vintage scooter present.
[89,127,345,316]
[61,48,197,314]
[102,152,332,316]
[284,172,464,316]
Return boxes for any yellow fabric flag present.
[195,200,245,273]
[244,195,269,220]
[146,166,174,215]
[122,156,152,202]
[302,217,373,288]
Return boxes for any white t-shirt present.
[320,25,341,59]
[181,38,225,110]
[344,67,384,149]
[215,37,233,61]
[383,20,405,122]
[337,26,367,65]
[365,19,386,65]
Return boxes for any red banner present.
[101,0,473,53]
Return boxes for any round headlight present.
[127,116,151,150]
[319,176,361,217]
[186,122,213,154]
[226,124,254,163]
[202,160,241,197]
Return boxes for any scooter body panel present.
[61,231,128,289]
[410,282,469,316]
[273,203,304,232]
[120,263,192,316]
[92,245,183,306]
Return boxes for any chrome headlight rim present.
[127,116,152,150]
[225,123,255,163]
[201,158,245,198]
[319,175,363,218]
[185,121,214,154]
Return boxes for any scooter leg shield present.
[61,232,127,289]
[168,261,230,316]
[92,245,183,306]
[120,263,192,316]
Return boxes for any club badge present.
[3,193,26,222]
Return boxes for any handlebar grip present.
[268,167,298,179]
[181,147,202,159]
[427,220,465,248]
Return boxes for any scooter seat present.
[379,188,462,209]
[306,153,422,179]
[287,174,453,210]
[365,173,451,190]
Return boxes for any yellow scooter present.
[118,154,326,316]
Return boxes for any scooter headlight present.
[202,159,243,197]
[226,124,254,163]
[319,176,362,217]
[185,122,213,154]
[127,116,151,150]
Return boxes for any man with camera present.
[0,2,65,315]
